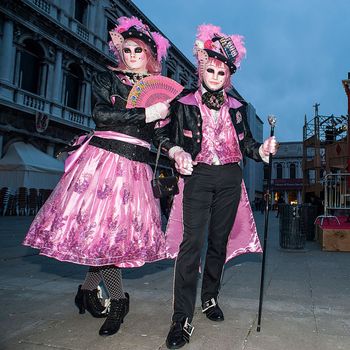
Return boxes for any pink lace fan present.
[126,76,183,109]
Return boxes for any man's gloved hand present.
[258,136,279,163]
[262,136,279,156]
[171,149,197,175]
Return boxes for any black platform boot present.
[99,293,129,336]
[74,285,108,318]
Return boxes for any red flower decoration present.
[204,40,213,49]
[117,27,126,33]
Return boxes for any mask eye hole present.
[123,48,131,54]
[218,71,225,76]
[135,47,143,53]
[206,68,214,74]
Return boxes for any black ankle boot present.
[99,293,129,336]
[74,285,107,318]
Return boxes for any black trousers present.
[172,163,242,322]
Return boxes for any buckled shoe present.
[202,298,224,322]
[166,317,194,349]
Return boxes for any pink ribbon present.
[64,131,151,173]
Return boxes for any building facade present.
[0,0,198,158]
[269,141,305,205]
[0,0,263,192]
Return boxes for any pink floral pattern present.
[23,144,166,267]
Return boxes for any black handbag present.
[151,139,179,199]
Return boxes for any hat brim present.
[204,49,237,74]
[121,29,157,57]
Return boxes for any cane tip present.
[257,325,261,332]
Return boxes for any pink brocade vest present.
[194,90,242,165]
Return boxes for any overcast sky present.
[132,0,350,142]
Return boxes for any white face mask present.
[122,40,148,72]
[202,62,228,91]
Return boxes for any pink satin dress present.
[23,130,167,268]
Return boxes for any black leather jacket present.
[91,70,156,163]
[154,89,263,162]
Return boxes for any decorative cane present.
[257,115,277,332]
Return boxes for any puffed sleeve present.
[92,71,147,127]
[153,95,184,152]
[238,105,263,161]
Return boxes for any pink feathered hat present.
[109,16,170,63]
[193,24,246,75]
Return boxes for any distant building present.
[267,141,305,205]
[0,0,263,192]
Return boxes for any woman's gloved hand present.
[145,101,170,123]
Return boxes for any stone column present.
[14,49,22,86]
[46,63,54,100]
[52,49,63,103]
[0,20,14,83]
[79,81,86,112]
[84,81,91,115]
[62,73,67,105]
[40,62,48,97]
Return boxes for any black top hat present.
[120,26,157,57]
[203,49,237,74]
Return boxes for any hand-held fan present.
[126,76,184,109]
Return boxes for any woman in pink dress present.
[23,16,170,336]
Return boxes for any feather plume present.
[116,16,145,32]
[229,34,246,68]
[194,23,246,68]
[151,31,170,62]
[196,24,223,42]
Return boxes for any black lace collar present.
[122,71,150,84]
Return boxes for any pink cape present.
[165,178,262,262]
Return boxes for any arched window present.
[290,163,296,179]
[276,163,283,179]
[106,18,115,42]
[19,39,44,94]
[75,0,88,25]
[65,63,84,110]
